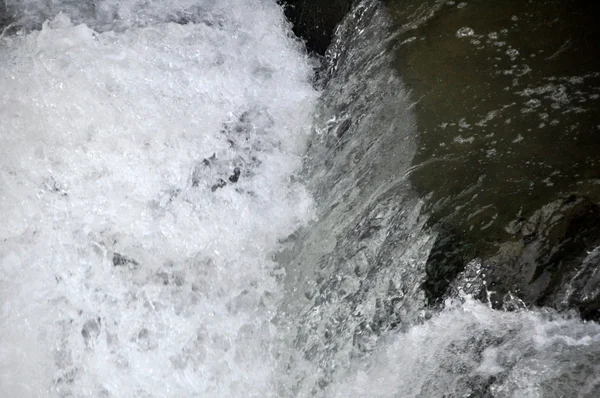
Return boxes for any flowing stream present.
[1,0,600,397]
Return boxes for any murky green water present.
[384,0,600,308]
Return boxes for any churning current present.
[1,0,600,397]
[0,0,317,396]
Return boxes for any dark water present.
[384,0,600,313]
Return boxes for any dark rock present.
[335,118,352,139]
[211,178,227,192]
[0,2,9,31]
[228,167,241,183]
[81,318,101,346]
[112,252,139,267]
[567,247,600,320]
[280,0,354,55]
[203,153,216,166]
[382,0,600,317]
[422,225,470,306]
[475,196,600,320]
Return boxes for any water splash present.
[326,297,600,397]
[0,1,317,396]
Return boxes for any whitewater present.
[0,0,317,396]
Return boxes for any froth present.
[325,297,600,397]
[0,1,317,396]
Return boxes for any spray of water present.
[0,1,318,396]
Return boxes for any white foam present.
[0,1,318,396]
[325,297,600,397]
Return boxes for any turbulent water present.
[0,1,317,396]
[1,0,600,397]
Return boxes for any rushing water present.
[1,0,600,397]
[0,1,317,396]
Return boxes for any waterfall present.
[0,1,317,396]
[2,0,600,397]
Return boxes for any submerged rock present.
[211,178,227,192]
[0,2,8,30]
[480,196,600,320]
[422,224,470,306]
[81,318,101,346]
[191,154,216,187]
[112,252,139,267]
[229,167,241,183]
